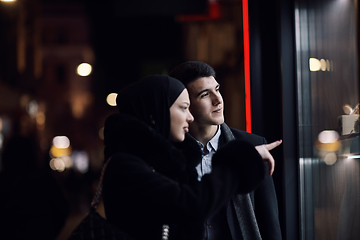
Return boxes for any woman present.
[102,75,267,240]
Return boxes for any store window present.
[295,0,359,239]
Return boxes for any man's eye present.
[201,92,209,98]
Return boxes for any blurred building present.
[0,0,103,169]
[0,1,104,239]
[0,0,44,166]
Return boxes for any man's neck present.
[189,123,219,146]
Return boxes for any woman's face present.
[169,89,194,142]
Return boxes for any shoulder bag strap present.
[90,157,112,210]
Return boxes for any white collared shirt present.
[195,126,221,181]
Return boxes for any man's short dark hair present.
[169,61,216,87]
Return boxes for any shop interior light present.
[324,152,337,165]
[320,59,326,71]
[309,58,321,71]
[318,130,339,143]
[309,58,332,71]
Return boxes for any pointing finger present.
[264,140,282,151]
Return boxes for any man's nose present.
[212,92,222,105]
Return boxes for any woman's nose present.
[187,111,194,123]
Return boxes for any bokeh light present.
[27,100,38,118]
[72,151,89,173]
[0,133,3,150]
[318,130,339,143]
[324,152,337,165]
[315,130,341,152]
[53,136,70,149]
[106,93,117,106]
[50,145,72,158]
[309,58,331,72]
[36,112,45,126]
[98,127,104,140]
[50,158,66,172]
[62,155,73,168]
[77,63,92,76]
[326,59,330,71]
[309,58,321,71]
[320,59,326,71]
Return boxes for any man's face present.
[187,76,224,127]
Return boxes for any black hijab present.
[116,74,185,139]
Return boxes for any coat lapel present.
[220,123,262,240]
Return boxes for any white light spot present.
[320,59,326,71]
[309,58,321,71]
[324,152,337,165]
[106,93,118,106]
[28,100,38,118]
[72,151,89,173]
[53,136,70,149]
[318,130,339,143]
[77,63,92,76]
[61,155,73,168]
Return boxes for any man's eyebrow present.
[196,84,220,97]
[196,89,209,97]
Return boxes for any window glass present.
[296,0,360,239]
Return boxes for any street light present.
[77,63,92,76]
[106,93,117,106]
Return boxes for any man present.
[170,61,282,240]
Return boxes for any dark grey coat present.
[219,123,282,240]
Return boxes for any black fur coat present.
[102,113,266,240]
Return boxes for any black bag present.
[68,158,135,240]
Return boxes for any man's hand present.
[255,140,282,175]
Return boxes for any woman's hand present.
[255,140,282,175]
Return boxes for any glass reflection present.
[296,0,360,239]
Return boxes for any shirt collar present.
[196,125,221,153]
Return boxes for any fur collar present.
[104,113,201,179]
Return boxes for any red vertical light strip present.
[242,0,251,133]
